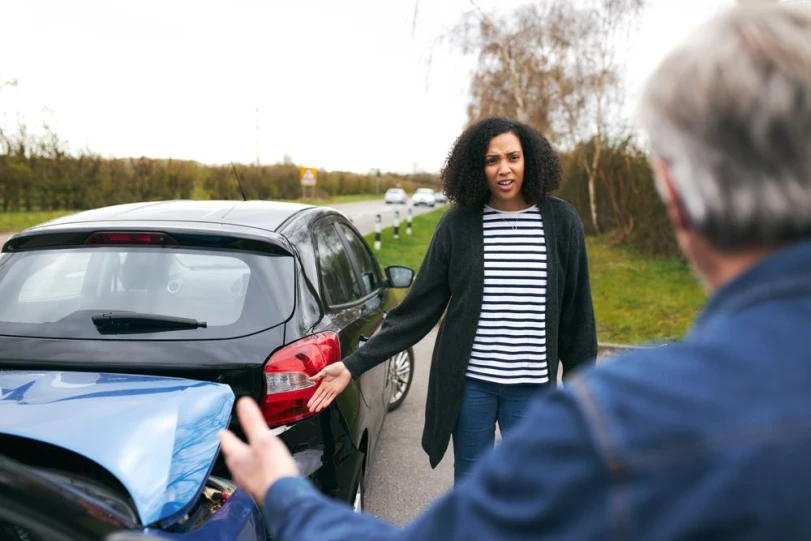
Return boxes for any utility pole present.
[376,169,381,197]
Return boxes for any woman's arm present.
[343,213,452,378]
[558,212,598,377]
[307,212,454,412]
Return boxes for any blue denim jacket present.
[263,239,811,540]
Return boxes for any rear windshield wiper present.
[92,311,207,334]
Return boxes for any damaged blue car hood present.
[0,370,234,526]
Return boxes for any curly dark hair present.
[440,117,562,208]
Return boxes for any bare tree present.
[451,2,574,134]
[451,0,644,233]
[552,0,643,234]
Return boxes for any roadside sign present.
[300,168,318,187]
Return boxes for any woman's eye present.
[509,155,519,161]
[486,158,497,165]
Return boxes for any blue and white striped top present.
[467,205,549,385]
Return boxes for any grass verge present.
[364,207,449,305]
[0,211,75,232]
[586,237,706,344]
[286,194,382,205]
[366,208,707,345]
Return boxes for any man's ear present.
[654,159,690,231]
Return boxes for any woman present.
[308,116,597,482]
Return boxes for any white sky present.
[0,0,735,174]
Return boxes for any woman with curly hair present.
[308,116,597,481]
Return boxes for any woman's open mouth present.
[496,179,515,191]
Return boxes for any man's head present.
[637,4,811,290]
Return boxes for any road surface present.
[365,329,454,525]
[330,200,443,236]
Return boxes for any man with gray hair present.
[216,3,811,539]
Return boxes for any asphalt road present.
[363,335,609,525]
[332,199,444,236]
[341,201,457,524]
[365,329,454,525]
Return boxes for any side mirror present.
[385,266,414,288]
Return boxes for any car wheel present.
[387,348,414,412]
[352,467,365,513]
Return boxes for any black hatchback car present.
[0,200,416,521]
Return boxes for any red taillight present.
[262,332,341,427]
[85,231,178,246]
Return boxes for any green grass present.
[0,210,76,232]
[285,194,381,205]
[364,208,449,304]
[366,209,707,345]
[587,236,706,344]
[0,194,384,232]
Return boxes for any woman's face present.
[484,132,527,210]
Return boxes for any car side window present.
[314,222,361,306]
[337,223,381,294]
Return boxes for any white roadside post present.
[407,207,413,235]
[374,214,382,250]
[394,210,400,241]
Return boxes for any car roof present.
[26,200,315,234]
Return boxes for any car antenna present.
[230,162,248,201]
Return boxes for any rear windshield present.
[0,247,295,340]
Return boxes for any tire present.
[351,467,365,513]
[387,348,414,412]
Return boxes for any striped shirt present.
[467,205,548,385]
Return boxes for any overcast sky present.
[1,0,736,174]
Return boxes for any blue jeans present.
[452,377,541,482]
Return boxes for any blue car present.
[0,370,267,541]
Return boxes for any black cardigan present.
[343,196,597,468]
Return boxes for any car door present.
[334,222,391,415]
[312,218,385,420]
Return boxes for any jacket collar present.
[693,238,811,332]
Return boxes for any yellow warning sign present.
[300,168,318,187]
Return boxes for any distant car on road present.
[384,188,407,204]
[0,200,417,540]
[434,191,448,204]
[412,188,436,207]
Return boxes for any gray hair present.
[637,3,811,250]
